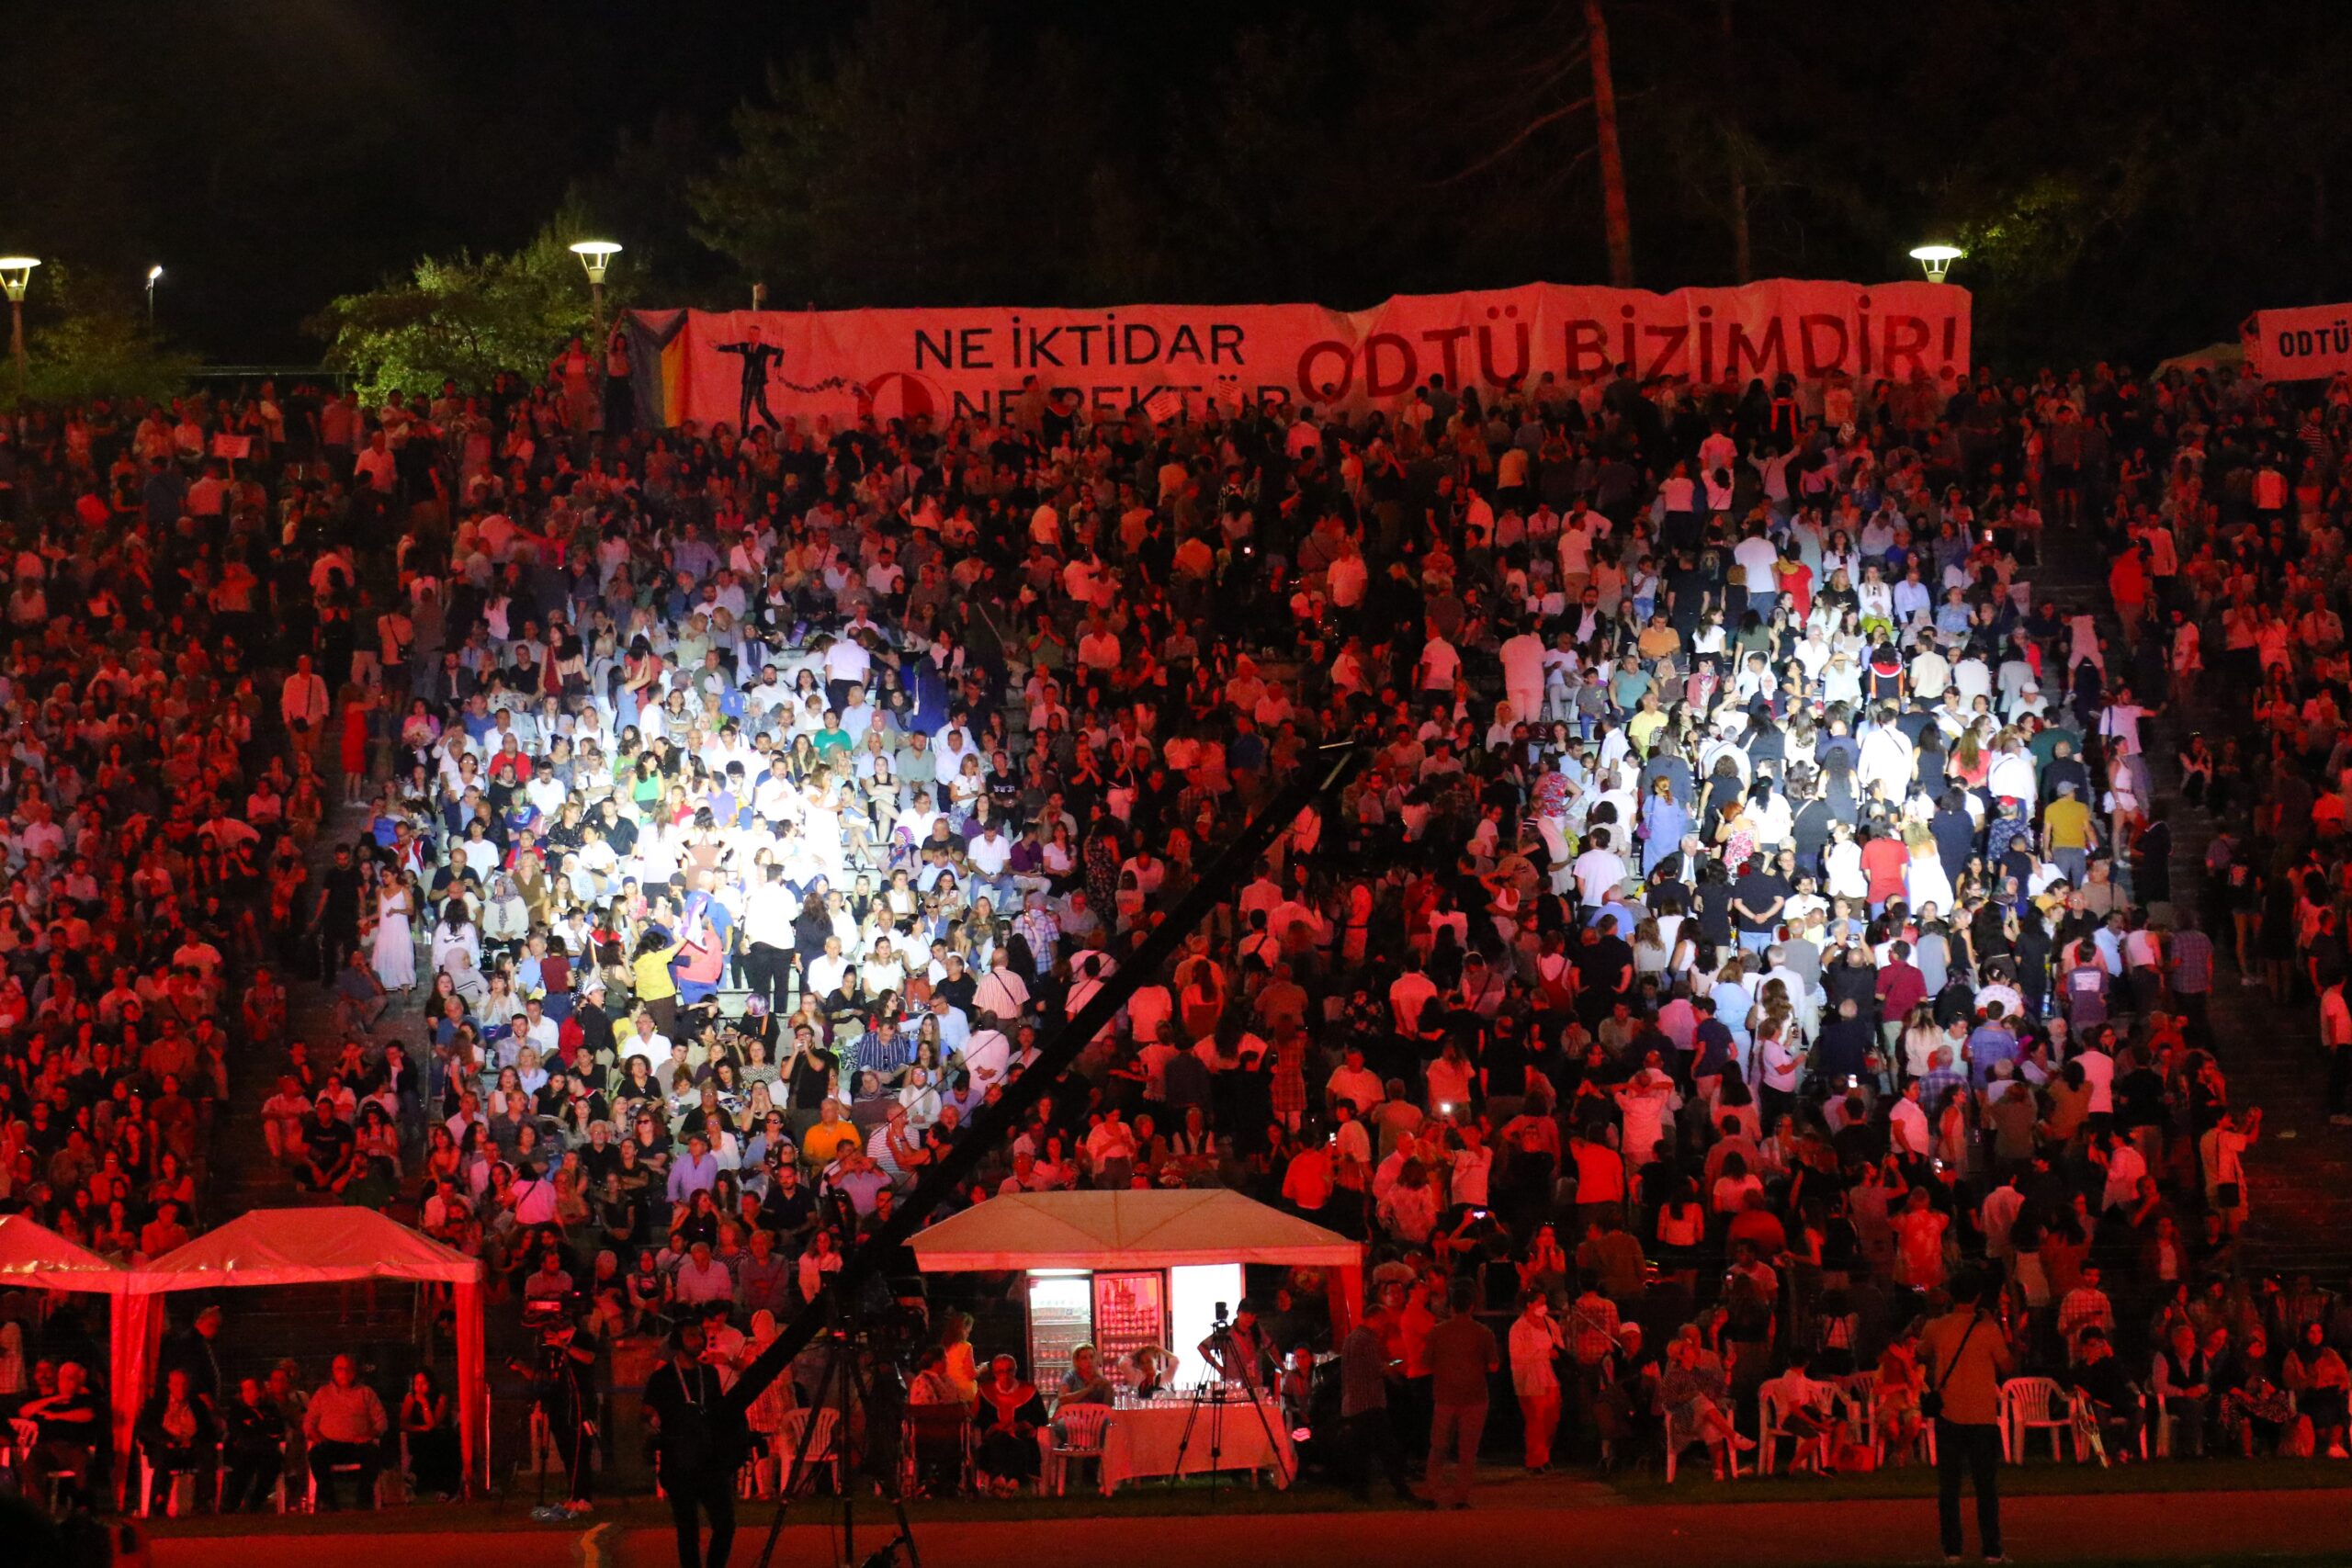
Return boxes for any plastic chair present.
[1999,1377,2076,1463]
[772,1407,841,1496]
[902,1403,974,1497]
[1756,1388,1795,1475]
[1661,1432,1744,1483]
[138,1442,216,1518]
[214,1442,289,1514]
[1044,1404,1112,1496]
[35,1449,87,1513]
[1659,1398,1745,1483]
[1833,1373,1879,1457]
[306,1454,388,1511]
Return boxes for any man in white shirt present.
[618,1013,672,1066]
[1571,828,1628,914]
[351,431,398,493]
[2098,1129,2147,1213]
[2075,1037,2116,1117]
[804,936,850,999]
[280,655,331,752]
[1388,964,1438,1035]
[1732,527,1780,613]
[1325,1046,1384,1116]
[967,822,1012,902]
[1889,1078,1930,1158]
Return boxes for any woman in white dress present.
[372,869,418,990]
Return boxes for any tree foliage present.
[16,263,202,405]
[307,199,634,400]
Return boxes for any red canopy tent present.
[0,1213,145,1498]
[120,1209,489,1494]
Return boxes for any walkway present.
[142,1483,2352,1568]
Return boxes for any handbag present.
[1919,1314,1980,1422]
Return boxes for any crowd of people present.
[4,331,2352,1542]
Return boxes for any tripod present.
[1164,1372,1286,1509]
[749,1302,922,1568]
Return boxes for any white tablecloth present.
[1096,1394,1295,1495]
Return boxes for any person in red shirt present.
[1875,940,1929,1053]
[1859,825,1910,914]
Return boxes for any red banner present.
[2248,302,2352,381]
[629,278,1969,432]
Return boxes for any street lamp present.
[0,256,38,388]
[1908,243,1963,284]
[569,240,621,340]
[147,265,164,327]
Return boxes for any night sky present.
[8,0,2352,367]
[0,0,793,358]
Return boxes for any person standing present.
[1422,1279,1498,1509]
[518,1314,600,1514]
[1918,1270,2014,1563]
[1506,1291,1564,1472]
[645,1319,744,1568]
[1339,1308,1415,1501]
[2324,977,2352,1127]
[311,842,365,986]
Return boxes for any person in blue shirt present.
[665,1132,720,1205]
[1965,1001,2020,1089]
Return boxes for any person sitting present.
[17,1359,105,1505]
[136,1367,220,1510]
[303,1354,389,1508]
[220,1376,289,1513]
[2283,1319,2351,1458]
[2150,1322,2212,1459]
[1756,1351,1844,1473]
[904,1348,970,1498]
[297,1099,356,1193]
[2065,1330,2143,1461]
[971,1354,1047,1497]
[400,1369,462,1501]
[1056,1343,1114,1412]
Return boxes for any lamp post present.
[568,240,621,341]
[0,256,38,390]
[1908,243,1963,284]
[146,265,164,327]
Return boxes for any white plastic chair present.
[305,1456,384,1511]
[772,1406,841,1496]
[1661,1431,1745,1483]
[138,1444,216,1518]
[1833,1373,1879,1458]
[1043,1404,1111,1496]
[1999,1376,2077,1463]
[1756,1388,1795,1475]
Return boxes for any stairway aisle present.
[2034,522,2352,1284]
[193,794,445,1398]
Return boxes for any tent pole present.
[719,741,1364,1421]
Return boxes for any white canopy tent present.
[908,1190,1362,1271]
[0,1214,144,1498]
[910,1190,1363,1389]
[120,1209,489,1494]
